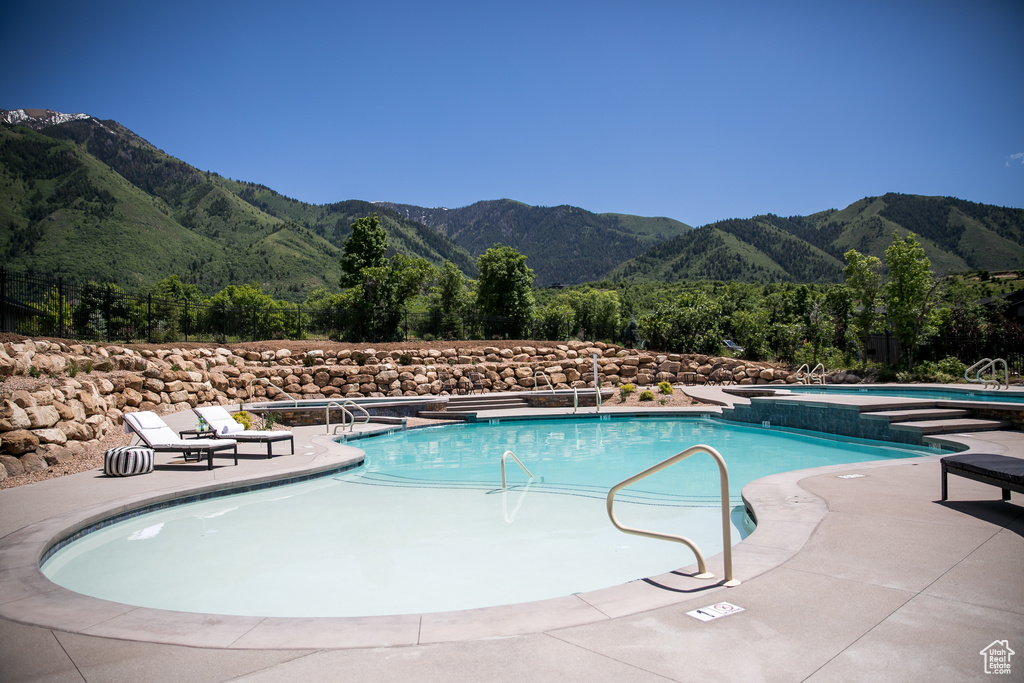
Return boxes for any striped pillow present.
[104,446,155,476]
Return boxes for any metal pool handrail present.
[326,400,370,434]
[606,444,739,586]
[965,358,1008,390]
[501,450,534,490]
[796,363,825,385]
[533,369,555,394]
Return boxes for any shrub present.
[170,363,182,373]
[28,366,40,379]
[82,359,94,373]
[351,351,368,366]
[619,383,636,400]
[302,355,315,367]
[68,359,79,378]
[233,411,253,430]
[263,411,280,430]
[639,390,655,401]
[658,381,674,395]
[399,353,413,366]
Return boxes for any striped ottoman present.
[104,446,154,476]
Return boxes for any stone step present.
[862,408,972,423]
[889,418,1012,435]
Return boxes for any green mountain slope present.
[3,110,1022,295]
[225,184,477,276]
[379,199,693,286]
[613,193,1024,284]
[0,112,474,299]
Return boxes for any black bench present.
[941,452,1024,501]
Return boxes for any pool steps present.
[419,394,531,418]
[722,387,1019,443]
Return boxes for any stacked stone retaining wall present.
[0,338,814,479]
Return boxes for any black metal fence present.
[0,267,533,344]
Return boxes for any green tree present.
[476,244,535,338]
[731,307,771,360]
[350,253,434,341]
[431,260,471,339]
[884,232,939,369]
[843,249,884,369]
[638,291,722,354]
[339,214,388,288]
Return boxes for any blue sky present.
[3,0,1022,227]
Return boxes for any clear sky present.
[3,0,1022,227]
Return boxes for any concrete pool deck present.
[1,392,1022,681]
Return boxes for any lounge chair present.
[193,405,294,458]
[124,410,238,470]
[941,452,1024,501]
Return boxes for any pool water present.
[42,417,932,617]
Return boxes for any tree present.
[884,232,939,369]
[339,214,388,288]
[843,249,884,369]
[431,260,471,339]
[638,291,722,354]
[476,244,535,338]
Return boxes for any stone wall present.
[0,338,800,479]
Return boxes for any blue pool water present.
[42,417,935,617]
[781,384,1024,403]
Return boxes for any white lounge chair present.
[193,405,294,458]
[124,410,238,470]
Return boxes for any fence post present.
[1,266,6,334]
[58,277,66,338]
[105,284,112,343]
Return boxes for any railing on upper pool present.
[966,357,1009,390]
[326,400,370,434]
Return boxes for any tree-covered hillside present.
[613,194,1024,284]
[0,114,474,300]
[379,199,693,286]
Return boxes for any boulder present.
[1,454,26,476]
[19,452,47,473]
[2,430,39,456]
[0,400,32,431]
[32,428,68,445]
[24,405,60,429]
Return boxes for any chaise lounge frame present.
[124,411,238,471]
[940,452,1024,502]
[193,405,294,458]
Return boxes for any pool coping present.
[0,409,1007,650]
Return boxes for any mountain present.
[377,200,692,286]
[0,109,474,300]
[3,109,1023,295]
[612,194,1024,284]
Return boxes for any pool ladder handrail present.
[242,378,302,409]
[796,363,826,385]
[500,449,534,490]
[965,358,1008,390]
[326,400,370,434]
[533,369,555,394]
[606,444,739,586]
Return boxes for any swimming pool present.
[42,416,934,618]
[776,384,1024,403]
